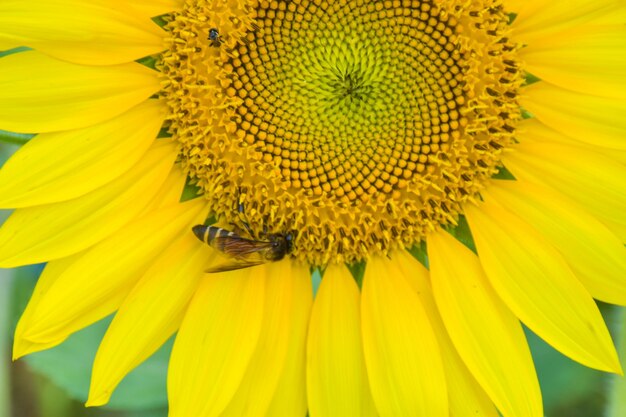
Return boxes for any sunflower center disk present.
[162,0,523,265]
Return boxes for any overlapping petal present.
[392,250,499,417]
[0,99,166,208]
[265,265,313,417]
[520,27,626,99]
[87,230,211,406]
[0,0,165,65]
[307,265,376,417]
[0,51,160,133]
[222,262,312,417]
[503,129,626,241]
[16,198,206,347]
[168,268,265,417]
[486,180,626,305]
[465,197,621,373]
[130,0,184,17]
[362,255,447,417]
[13,254,81,358]
[0,141,176,268]
[513,118,626,165]
[510,0,626,44]
[521,82,626,150]
[428,230,542,417]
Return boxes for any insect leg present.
[236,188,256,238]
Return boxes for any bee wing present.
[204,236,274,273]
[204,258,266,273]
[214,235,274,256]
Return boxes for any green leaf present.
[311,268,322,296]
[607,307,626,417]
[180,176,202,202]
[136,55,159,70]
[526,304,620,417]
[525,72,541,85]
[407,240,428,268]
[446,215,476,254]
[526,326,605,416]
[0,130,35,145]
[23,316,171,410]
[492,165,516,180]
[346,260,365,289]
[0,47,30,59]
[0,269,16,417]
[9,265,41,335]
[9,265,170,414]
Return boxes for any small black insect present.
[208,28,222,47]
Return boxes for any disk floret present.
[161,0,523,265]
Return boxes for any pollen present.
[161,0,523,265]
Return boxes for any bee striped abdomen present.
[192,225,239,251]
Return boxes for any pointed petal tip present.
[594,352,623,375]
[11,346,25,362]
[465,199,624,376]
[85,390,111,408]
[605,353,623,376]
[12,336,51,360]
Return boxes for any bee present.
[208,28,222,47]
[192,224,294,273]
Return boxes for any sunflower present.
[1,0,625,415]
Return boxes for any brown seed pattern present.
[161,0,523,265]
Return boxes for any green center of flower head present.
[161,0,523,265]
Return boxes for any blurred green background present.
[2,133,626,417]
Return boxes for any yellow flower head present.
[0,0,625,416]
[163,0,523,266]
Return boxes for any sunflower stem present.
[606,307,626,417]
[0,269,15,417]
[0,131,34,145]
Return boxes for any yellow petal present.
[222,261,313,417]
[19,198,206,345]
[265,263,313,417]
[307,264,376,417]
[87,231,212,406]
[13,254,80,359]
[521,82,626,150]
[515,118,626,165]
[362,255,448,417]
[0,40,19,50]
[521,27,626,99]
[393,250,499,417]
[168,268,265,417]
[0,99,165,208]
[0,51,160,133]
[0,141,176,268]
[0,0,165,65]
[139,165,190,216]
[131,0,183,17]
[503,133,626,241]
[428,230,543,417]
[603,220,626,244]
[486,180,626,305]
[465,198,621,373]
[510,0,626,45]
